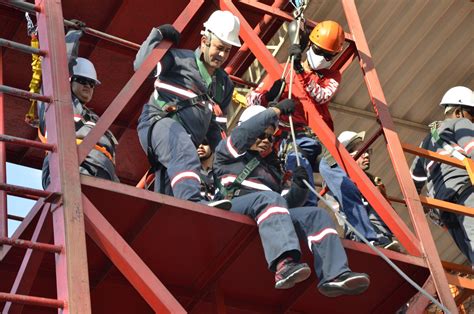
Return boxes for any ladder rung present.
[0,38,46,56]
[402,142,465,169]
[0,85,51,103]
[0,292,64,309]
[445,272,474,291]
[388,195,473,217]
[7,214,24,222]
[0,236,62,253]
[0,134,54,151]
[0,183,59,200]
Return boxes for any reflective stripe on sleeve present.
[226,136,245,158]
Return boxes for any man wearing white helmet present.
[40,27,119,187]
[133,11,240,209]
[410,86,474,265]
[336,131,398,250]
[213,101,370,297]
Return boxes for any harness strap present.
[38,129,114,163]
[218,157,260,199]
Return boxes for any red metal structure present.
[0,0,472,313]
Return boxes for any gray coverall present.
[213,108,352,286]
[411,118,474,264]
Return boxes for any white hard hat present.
[71,57,100,85]
[201,10,241,47]
[238,105,267,126]
[338,131,366,148]
[439,86,473,107]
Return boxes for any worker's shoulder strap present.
[218,156,260,199]
[430,123,466,161]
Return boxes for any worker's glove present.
[292,166,309,188]
[289,44,304,74]
[266,79,285,102]
[274,98,295,115]
[69,19,86,29]
[157,24,180,45]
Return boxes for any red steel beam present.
[341,0,456,311]
[0,199,44,260]
[77,0,205,164]
[221,0,422,256]
[3,204,53,314]
[0,292,63,309]
[186,226,257,311]
[0,47,6,239]
[35,0,92,312]
[82,194,186,313]
[236,0,354,42]
[0,134,55,151]
[225,0,288,76]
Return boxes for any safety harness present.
[24,13,42,128]
[146,54,228,173]
[217,157,260,199]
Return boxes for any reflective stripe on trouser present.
[230,191,301,271]
[138,117,203,202]
[290,206,350,286]
[444,187,474,264]
[319,158,379,241]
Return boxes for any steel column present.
[3,204,52,314]
[82,194,186,313]
[35,0,92,312]
[341,0,456,311]
[77,0,205,164]
[0,46,6,239]
[221,0,422,256]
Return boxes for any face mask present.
[306,49,332,71]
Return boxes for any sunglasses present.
[257,133,273,142]
[72,76,97,88]
[311,44,337,61]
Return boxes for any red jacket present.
[247,68,341,131]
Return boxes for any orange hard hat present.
[309,21,345,54]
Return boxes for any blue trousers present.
[230,191,350,285]
[443,186,474,264]
[138,117,203,202]
[283,136,379,241]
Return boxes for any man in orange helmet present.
[248,21,381,244]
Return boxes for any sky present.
[6,162,42,236]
